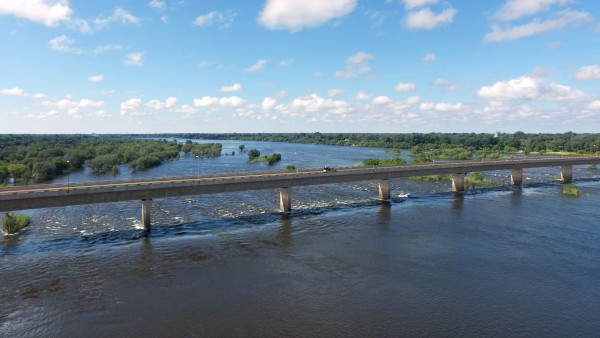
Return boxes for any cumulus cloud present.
[244,59,267,73]
[588,100,600,110]
[494,0,573,22]
[172,105,197,118]
[31,93,47,99]
[261,97,277,110]
[193,10,236,28]
[484,10,591,42]
[120,98,143,115]
[0,0,72,26]
[287,94,354,116]
[38,97,105,119]
[259,0,356,31]
[88,75,104,82]
[95,8,139,29]
[0,87,27,97]
[420,101,466,111]
[575,65,600,80]
[372,96,392,105]
[394,82,417,92]
[124,52,144,66]
[145,97,177,110]
[433,78,461,91]
[28,110,59,120]
[93,44,124,55]
[477,74,590,101]
[335,51,374,78]
[193,96,247,110]
[404,7,456,29]
[48,34,83,54]
[278,59,293,67]
[219,83,242,92]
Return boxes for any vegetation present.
[562,184,581,197]
[589,164,597,170]
[286,165,296,170]
[3,213,30,235]
[465,172,497,187]
[357,157,407,166]
[247,149,261,160]
[410,174,452,181]
[249,152,282,165]
[181,141,222,158]
[0,135,185,182]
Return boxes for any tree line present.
[137,132,600,154]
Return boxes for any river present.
[1,140,599,337]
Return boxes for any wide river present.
[1,140,599,337]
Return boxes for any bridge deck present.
[1,156,599,212]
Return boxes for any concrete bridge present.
[1,156,599,229]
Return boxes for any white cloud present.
[0,87,27,97]
[165,97,177,108]
[48,34,83,54]
[356,91,371,100]
[575,65,600,80]
[193,96,247,110]
[148,0,166,10]
[494,0,573,21]
[288,94,354,115]
[124,52,144,66]
[144,97,178,110]
[95,8,139,29]
[484,10,591,42]
[261,97,277,110]
[405,7,456,30]
[335,51,374,78]
[219,83,242,92]
[193,10,236,28]
[394,82,417,92]
[420,101,466,111]
[244,59,267,73]
[402,0,439,9]
[88,75,104,82]
[31,93,47,99]
[67,18,92,33]
[372,96,392,105]
[0,0,72,26]
[328,88,345,97]
[259,0,357,31]
[120,98,143,115]
[477,74,590,101]
[588,100,600,110]
[422,52,436,63]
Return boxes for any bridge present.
[1,156,599,229]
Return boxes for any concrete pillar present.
[141,199,152,230]
[560,165,573,182]
[279,187,291,212]
[452,173,465,192]
[511,168,523,186]
[378,179,390,200]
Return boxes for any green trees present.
[247,149,260,160]
[7,163,28,181]
[239,144,245,152]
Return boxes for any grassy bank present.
[3,213,30,235]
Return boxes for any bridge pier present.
[452,173,465,192]
[561,165,573,182]
[279,187,291,212]
[378,179,390,201]
[511,168,523,186]
[141,199,152,230]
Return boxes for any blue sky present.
[1,0,600,134]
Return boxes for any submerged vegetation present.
[2,213,30,235]
[247,149,282,165]
[562,184,581,197]
[357,157,407,166]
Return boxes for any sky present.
[1,0,600,134]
